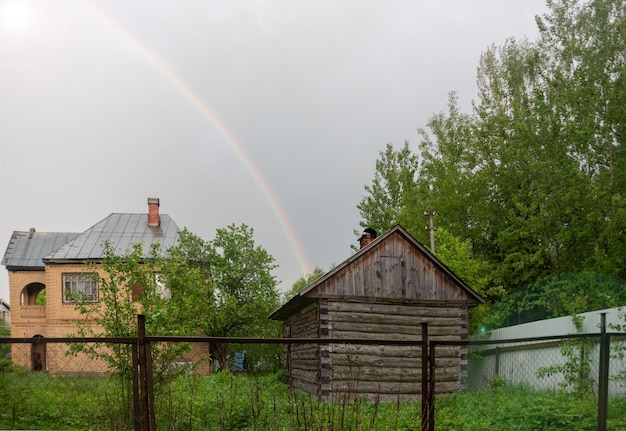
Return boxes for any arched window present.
[20,283,45,305]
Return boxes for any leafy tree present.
[283,266,326,301]
[484,273,626,329]
[0,318,12,372]
[198,224,281,371]
[357,0,626,331]
[417,93,483,245]
[158,228,215,337]
[70,241,190,425]
[72,242,189,377]
[471,37,581,290]
[432,228,501,333]
[149,225,281,372]
[537,0,626,276]
[71,224,281,378]
[356,141,421,238]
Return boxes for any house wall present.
[8,264,109,373]
[9,263,211,375]
[10,263,106,339]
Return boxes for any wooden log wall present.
[284,304,321,395]
[325,300,468,400]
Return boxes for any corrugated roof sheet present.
[43,213,179,262]
[2,213,180,270]
[2,231,80,270]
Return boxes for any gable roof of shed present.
[270,224,484,321]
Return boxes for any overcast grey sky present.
[0,0,548,302]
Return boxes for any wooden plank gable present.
[270,225,483,322]
[304,225,482,305]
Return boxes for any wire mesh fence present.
[2,322,626,430]
[0,333,428,431]
[1,340,138,430]
[455,333,626,430]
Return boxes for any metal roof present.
[2,231,80,270]
[2,212,180,270]
[43,213,179,263]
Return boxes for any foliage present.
[70,224,282,376]
[535,313,596,398]
[283,266,326,301]
[483,272,626,329]
[69,240,193,424]
[35,289,46,305]
[70,241,189,383]
[198,224,282,371]
[208,224,280,340]
[604,308,626,385]
[356,141,420,239]
[4,367,626,430]
[436,382,599,431]
[357,0,626,327]
[0,370,135,430]
[537,337,596,397]
[433,228,501,334]
[0,319,13,372]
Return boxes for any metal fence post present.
[421,322,428,431]
[428,342,436,431]
[132,338,142,431]
[137,315,156,431]
[598,313,609,431]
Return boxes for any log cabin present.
[270,224,484,401]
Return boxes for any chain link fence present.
[2,320,626,430]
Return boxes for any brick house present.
[1,198,184,373]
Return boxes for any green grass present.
[0,368,130,430]
[2,369,626,430]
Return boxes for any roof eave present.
[269,294,315,321]
[4,265,45,272]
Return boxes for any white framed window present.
[62,273,98,303]
[155,273,171,299]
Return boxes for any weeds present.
[2,369,626,430]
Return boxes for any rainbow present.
[74,0,311,278]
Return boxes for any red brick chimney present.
[358,227,377,249]
[148,198,160,227]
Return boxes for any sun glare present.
[0,0,69,70]
[0,0,32,35]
